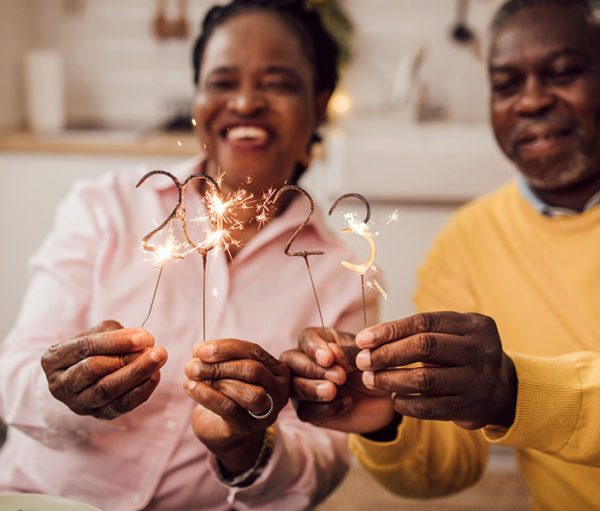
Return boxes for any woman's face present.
[194,11,328,192]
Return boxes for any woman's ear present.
[315,90,332,125]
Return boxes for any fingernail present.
[324,368,343,385]
[184,380,196,392]
[150,347,166,362]
[356,350,371,370]
[201,342,216,357]
[132,333,148,348]
[315,349,331,367]
[356,330,374,348]
[363,371,375,388]
[316,383,331,399]
[185,361,200,378]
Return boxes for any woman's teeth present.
[226,126,268,141]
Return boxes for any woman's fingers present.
[183,379,249,424]
[74,347,167,410]
[93,372,161,420]
[209,378,273,417]
[60,349,151,393]
[192,339,287,377]
[42,328,154,371]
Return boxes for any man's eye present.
[549,67,583,83]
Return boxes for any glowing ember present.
[386,209,400,224]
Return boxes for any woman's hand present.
[281,328,396,434]
[40,320,168,420]
[183,339,290,476]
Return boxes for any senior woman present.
[0,1,376,509]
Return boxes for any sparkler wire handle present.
[136,170,186,259]
[273,185,325,257]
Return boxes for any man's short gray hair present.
[491,0,600,32]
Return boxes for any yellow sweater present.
[350,181,600,510]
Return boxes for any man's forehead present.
[489,4,599,65]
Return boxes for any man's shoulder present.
[450,181,517,228]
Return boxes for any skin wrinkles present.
[489,5,600,208]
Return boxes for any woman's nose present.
[227,88,267,116]
[515,75,556,117]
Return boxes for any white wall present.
[0,0,34,129]
[0,0,505,130]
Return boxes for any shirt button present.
[165,419,178,433]
[131,493,143,506]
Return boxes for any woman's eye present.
[262,80,298,92]
[492,78,521,96]
[205,79,236,91]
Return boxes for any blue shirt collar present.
[517,175,600,217]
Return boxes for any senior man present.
[282,1,600,509]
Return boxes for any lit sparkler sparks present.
[274,185,328,341]
[386,209,400,224]
[329,193,376,326]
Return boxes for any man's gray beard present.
[524,150,590,191]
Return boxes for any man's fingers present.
[356,312,470,349]
[192,339,286,376]
[290,376,338,402]
[61,349,152,393]
[357,333,472,370]
[280,349,346,385]
[363,366,474,396]
[392,394,471,422]
[44,328,154,371]
[92,372,161,420]
[209,379,273,417]
[76,347,167,409]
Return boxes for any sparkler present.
[273,185,328,342]
[136,170,226,338]
[137,171,190,328]
[179,174,224,341]
[328,193,376,326]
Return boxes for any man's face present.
[489,5,600,191]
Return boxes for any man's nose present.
[515,76,555,116]
[227,87,267,116]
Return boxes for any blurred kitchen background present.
[0,1,528,508]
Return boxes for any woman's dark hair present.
[192,0,341,182]
[193,0,339,94]
[491,0,600,32]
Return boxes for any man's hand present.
[281,328,396,434]
[41,320,167,420]
[183,339,290,476]
[355,312,517,430]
